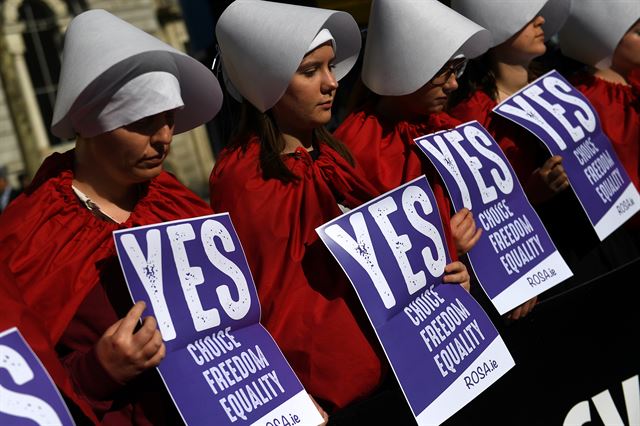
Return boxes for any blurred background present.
[0,0,378,198]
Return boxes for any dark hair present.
[448,50,548,109]
[344,76,380,115]
[229,101,354,183]
[448,53,497,107]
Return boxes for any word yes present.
[324,185,446,309]
[0,345,61,425]
[419,124,514,209]
[495,75,597,151]
[119,219,251,341]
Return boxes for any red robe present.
[209,138,385,410]
[571,71,640,228]
[0,263,99,424]
[334,106,461,259]
[0,150,212,424]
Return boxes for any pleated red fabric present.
[0,150,212,423]
[210,138,386,410]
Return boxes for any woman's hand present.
[442,261,471,292]
[308,394,329,425]
[505,297,537,321]
[95,301,166,384]
[539,155,570,193]
[451,208,482,256]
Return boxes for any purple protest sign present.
[316,177,514,426]
[493,70,640,240]
[0,327,74,426]
[415,121,572,315]
[113,214,323,426]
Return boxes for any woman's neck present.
[593,66,629,86]
[73,154,139,223]
[492,61,531,102]
[279,128,314,155]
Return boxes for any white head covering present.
[559,1,640,69]
[308,29,336,54]
[451,0,570,47]
[216,0,361,113]
[52,9,223,139]
[362,0,491,96]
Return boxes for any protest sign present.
[113,214,323,426]
[493,70,640,240]
[415,121,572,314]
[0,327,74,426]
[316,177,514,426]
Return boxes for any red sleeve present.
[210,140,385,410]
[0,264,99,424]
[55,277,125,416]
[58,347,120,413]
[448,90,494,126]
[334,107,424,193]
[628,68,640,94]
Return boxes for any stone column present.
[0,31,51,175]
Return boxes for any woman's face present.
[494,15,547,64]
[400,58,464,116]
[86,109,175,185]
[271,43,338,133]
[612,20,640,75]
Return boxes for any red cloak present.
[0,150,212,424]
[209,138,386,410]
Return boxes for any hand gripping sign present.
[493,70,640,240]
[0,327,74,426]
[316,177,514,426]
[113,214,323,426]
[415,121,573,315]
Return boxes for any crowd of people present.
[0,0,638,424]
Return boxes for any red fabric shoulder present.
[448,90,496,127]
[0,150,211,422]
[210,137,385,409]
[629,69,640,94]
[334,106,423,193]
[334,108,459,259]
[0,150,212,344]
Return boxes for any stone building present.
[0,0,215,197]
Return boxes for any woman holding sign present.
[451,0,640,291]
[334,0,488,262]
[210,0,470,422]
[449,0,572,206]
[559,4,640,231]
[0,10,222,424]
